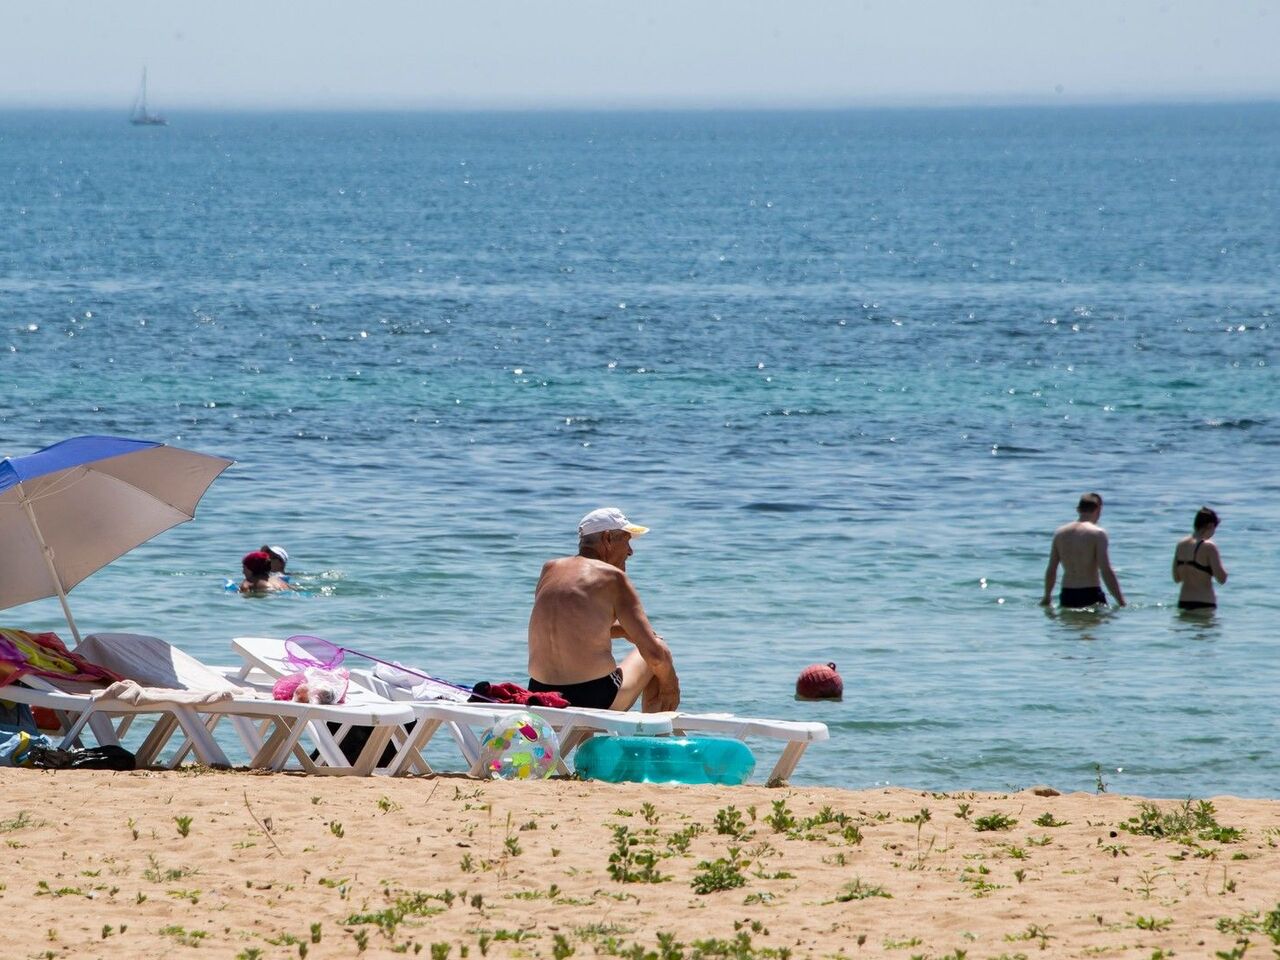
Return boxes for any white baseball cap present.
[577,507,649,538]
[265,545,289,565]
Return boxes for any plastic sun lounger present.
[0,674,235,769]
[68,634,417,775]
[660,712,830,784]
[229,635,674,777]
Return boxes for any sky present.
[1,0,1277,110]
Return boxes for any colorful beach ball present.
[478,711,559,780]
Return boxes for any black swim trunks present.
[1060,586,1107,609]
[1177,600,1216,611]
[529,668,622,710]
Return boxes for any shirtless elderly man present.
[527,507,680,712]
[1041,492,1126,609]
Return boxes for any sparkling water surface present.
[2,105,1278,794]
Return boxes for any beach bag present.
[25,744,136,771]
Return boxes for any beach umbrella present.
[0,436,233,644]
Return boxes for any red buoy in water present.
[795,662,843,701]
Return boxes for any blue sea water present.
[1,105,1278,795]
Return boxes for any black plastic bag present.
[27,744,136,770]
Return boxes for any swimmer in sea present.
[527,507,680,712]
[1172,506,1227,611]
[261,544,289,585]
[239,550,289,595]
[1041,492,1126,609]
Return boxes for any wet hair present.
[1194,506,1220,531]
[242,551,272,578]
[1077,492,1103,514]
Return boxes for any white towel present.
[93,679,238,706]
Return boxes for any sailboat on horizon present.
[129,68,167,126]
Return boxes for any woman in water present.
[1172,506,1228,611]
[239,550,289,595]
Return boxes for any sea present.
[2,105,1277,795]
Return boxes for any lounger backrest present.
[81,633,249,694]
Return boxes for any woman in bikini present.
[1172,507,1228,611]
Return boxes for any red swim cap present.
[242,551,272,577]
[795,662,843,701]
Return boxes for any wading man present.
[1041,492,1126,609]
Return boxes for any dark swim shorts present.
[529,668,622,710]
[1060,586,1107,609]
[1177,600,1216,611]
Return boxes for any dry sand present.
[2,769,1277,959]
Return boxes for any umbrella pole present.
[18,488,82,645]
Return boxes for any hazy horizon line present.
[2,90,1279,115]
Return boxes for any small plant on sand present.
[1005,923,1053,949]
[1123,799,1243,845]
[1216,941,1251,960]
[329,821,345,838]
[377,796,401,814]
[174,815,193,838]
[0,811,36,832]
[1094,764,1108,793]
[552,933,575,959]
[974,813,1017,832]
[1033,812,1068,828]
[691,853,748,894]
[765,799,797,833]
[954,803,972,820]
[666,823,704,854]
[143,855,196,883]
[1133,916,1172,931]
[160,925,208,947]
[834,878,891,902]
[1216,903,1280,943]
[640,802,659,825]
[126,817,140,840]
[608,825,668,883]
[714,806,748,837]
[311,922,323,943]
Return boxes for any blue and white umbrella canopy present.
[0,436,232,643]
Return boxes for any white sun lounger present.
[229,636,828,782]
[61,633,417,775]
[659,712,830,784]
[229,635,674,776]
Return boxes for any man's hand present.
[655,675,681,712]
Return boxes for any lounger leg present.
[384,718,441,777]
[136,715,180,767]
[767,742,807,785]
[552,723,589,775]
[172,708,231,767]
[351,726,394,777]
[257,717,307,770]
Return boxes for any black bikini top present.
[1176,539,1213,575]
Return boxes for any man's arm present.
[612,572,679,711]
[1040,539,1060,606]
[1097,533,1126,607]
[1172,546,1182,583]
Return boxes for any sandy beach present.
[3,770,1277,959]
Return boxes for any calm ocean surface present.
[2,105,1278,794]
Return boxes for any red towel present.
[470,681,568,709]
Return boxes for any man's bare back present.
[1041,493,1125,608]
[527,508,679,712]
